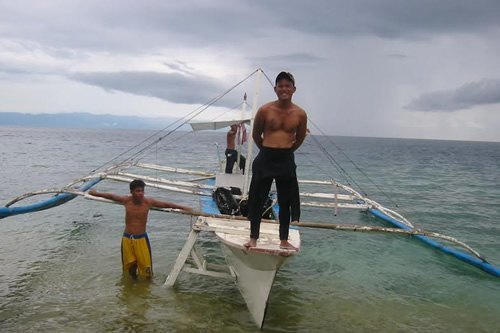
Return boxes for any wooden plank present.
[163,229,199,287]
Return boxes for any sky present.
[1,0,500,142]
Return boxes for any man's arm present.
[291,110,308,152]
[252,107,266,149]
[149,198,192,212]
[88,190,127,204]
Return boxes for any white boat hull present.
[202,217,300,328]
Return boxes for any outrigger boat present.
[1,68,499,329]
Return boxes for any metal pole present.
[243,69,262,195]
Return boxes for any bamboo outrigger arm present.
[2,187,488,263]
[3,178,499,277]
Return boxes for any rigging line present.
[306,121,359,183]
[261,70,367,197]
[260,71,366,194]
[307,130,365,193]
[299,144,350,188]
[261,70,276,88]
[309,134,353,183]
[140,130,219,174]
[261,70,372,200]
[212,101,246,120]
[308,118,401,209]
[87,97,222,173]
[307,120,362,183]
[149,101,251,167]
[104,69,258,170]
[259,72,373,205]
[125,70,260,163]
[263,69,402,210]
[88,69,259,174]
[91,97,229,172]
[297,136,352,187]
[151,100,248,154]
[88,109,201,174]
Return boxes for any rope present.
[86,69,260,176]
[307,119,401,209]
[114,72,256,165]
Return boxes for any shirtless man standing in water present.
[244,71,307,250]
[89,180,192,278]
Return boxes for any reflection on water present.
[115,276,152,332]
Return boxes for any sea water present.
[0,127,499,332]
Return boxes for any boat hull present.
[220,243,281,329]
[202,217,300,328]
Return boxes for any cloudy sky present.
[1,0,500,142]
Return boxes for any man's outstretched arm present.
[150,198,192,212]
[88,190,127,204]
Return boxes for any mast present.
[243,69,262,194]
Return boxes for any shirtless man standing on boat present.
[244,71,307,250]
[89,180,192,278]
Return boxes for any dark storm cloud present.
[262,0,500,39]
[0,1,261,51]
[406,78,500,111]
[162,61,196,76]
[70,70,236,106]
[2,1,500,53]
[251,54,326,68]
[0,64,31,75]
[386,54,409,59]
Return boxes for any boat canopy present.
[189,118,251,131]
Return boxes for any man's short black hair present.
[275,71,295,86]
[130,179,146,191]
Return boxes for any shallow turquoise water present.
[1,127,499,332]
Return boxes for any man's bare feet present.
[244,238,257,249]
[279,240,298,250]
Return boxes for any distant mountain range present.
[0,112,179,129]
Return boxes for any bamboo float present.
[163,208,484,261]
[1,188,488,262]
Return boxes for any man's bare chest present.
[125,202,150,218]
[266,112,299,131]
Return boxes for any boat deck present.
[199,217,301,256]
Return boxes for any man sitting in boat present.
[244,71,307,250]
[225,124,246,174]
[89,180,192,278]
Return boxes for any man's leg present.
[225,149,236,173]
[276,177,298,250]
[245,175,273,247]
[239,155,247,173]
[128,264,138,278]
[122,236,138,278]
[135,235,153,278]
[290,177,300,222]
